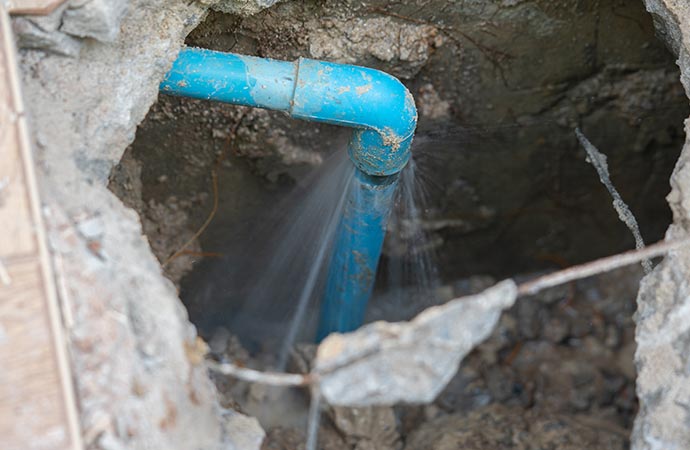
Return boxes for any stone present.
[15,0,266,448]
[12,2,82,56]
[417,83,451,120]
[315,281,518,406]
[330,406,400,450]
[633,1,690,448]
[516,298,542,340]
[223,411,266,450]
[61,0,129,42]
[543,315,570,343]
[308,16,441,79]
[211,0,283,16]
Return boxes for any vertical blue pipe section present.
[161,47,417,341]
[316,171,398,341]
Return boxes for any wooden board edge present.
[0,5,84,450]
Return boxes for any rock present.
[476,313,518,365]
[12,0,129,54]
[483,366,511,403]
[315,281,518,406]
[434,363,492,413]
[527,414,627,449]
[569,310,595,339]
[417,83,451,120]
[61,0,129,42]
[16,0,265,448]
[224,411,266,450]
[211,0,283,16]
[510,341,607,413]
[286,343,318,374]
[633,230,690,449]
[617,340,637,381]
[404,405,526,450]
[309,17,441,80]
[528,284,571,306]
[97,432,128,450]
[604,324,621,349]
[516,299,542,340]
[12,3,82,56]
[330,406,401,450]
[543,315,570,343]
[633,1,690,448]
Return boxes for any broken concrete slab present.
[11,0,277,448]
[60,0,129,42]
[635,1,690,449]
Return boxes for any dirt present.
[206,266,641,449]
[110,94,346,285]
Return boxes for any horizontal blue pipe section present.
[161,47,418,340]
[161,48,296,111]
[161,47,416,177]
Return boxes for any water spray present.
[161,47,417,340]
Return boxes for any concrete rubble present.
[315,281,517,406]
[635,1,690,448]
[12,0,274,449]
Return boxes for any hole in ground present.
[109,1,688,448]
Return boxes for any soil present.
[208,266,641,449]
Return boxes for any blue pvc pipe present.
[315,171,399,340]
[161,47,417,339]
[291,58,416,177]
[161,50,296,111]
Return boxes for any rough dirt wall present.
[192,0,687,280]
[109,0,690,365]
[13,1,268,449]
[635,1,690,448]
[116,0,689,303]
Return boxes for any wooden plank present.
[7,0,67,15]
[0,259,72,450]
[0,5,83,450]
[0,54,36,257]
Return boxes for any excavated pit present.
[111,0,687,330]
[11,0,690,447]
[104,1,690,448]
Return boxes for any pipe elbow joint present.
[290,59,417,177]
[160,48,417,177]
